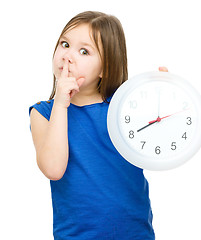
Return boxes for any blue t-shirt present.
[29,99,155,240]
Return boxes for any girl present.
[29,11,167,240]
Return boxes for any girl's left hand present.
[158,66,168,72]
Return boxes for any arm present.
[30,60,85,180]
[30,105,68,181]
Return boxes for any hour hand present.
[137,120,158,132]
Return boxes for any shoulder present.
[29,99,54,121]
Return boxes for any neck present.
[70,90,103,106]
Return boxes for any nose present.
[63,50,73,64]
[68,58,73,64]
[63,56,73,64]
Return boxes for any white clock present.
[107,71,201,171]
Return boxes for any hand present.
[137,67,169,132]
[156,67,168,121]
[159,66,168,72]
[157,67,168,115]
[54,60,85,108]
[138,109,189,132]
[149,109,190,124]
[137,121,157,132]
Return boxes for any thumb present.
[77,77,85,87]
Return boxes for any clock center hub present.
[157,117,161,122]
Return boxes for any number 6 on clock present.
[107,71,201,170]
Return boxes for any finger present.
[77,78,85,88]
[69,78,85,99]
[70,89,79,98]
[61,60,69,77]
[159,66,168,72]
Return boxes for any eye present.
[61,41,69,48]
[80,48,89,55]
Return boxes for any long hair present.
[49,11,128,101]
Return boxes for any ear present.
[99,70,103,78]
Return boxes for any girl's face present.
[53,24,103,92]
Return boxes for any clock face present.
[107,72,201,170]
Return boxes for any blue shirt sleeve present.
[29,100,54,131]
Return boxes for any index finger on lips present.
[61,59,69,77]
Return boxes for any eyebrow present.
[60,36,95,50]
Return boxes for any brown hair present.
[49,11,128,101]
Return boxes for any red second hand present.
[149,109,190,124]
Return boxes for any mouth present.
[59,67,72,76]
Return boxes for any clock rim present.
[107,71,201,171]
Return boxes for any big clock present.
[107,71,201,170]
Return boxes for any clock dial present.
[107,72,201,170]
[119,81,196,159]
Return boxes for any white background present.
[1,0,201,239]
